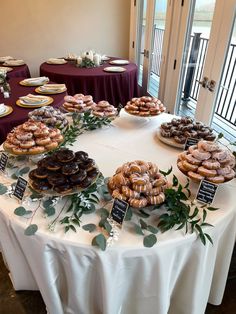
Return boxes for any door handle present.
[208,79,216,92]
[196,76,209,88]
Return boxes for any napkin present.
[47,58,66,64]
[39,84,66,92]
[21,76,49,85]
[0,56,14,63]
[0,103,6,114]
[3,59,25,66]
[19,94,48,104]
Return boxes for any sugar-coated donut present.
[217,165,232,176]
[177,161,188,173]
[197,140,219,152]
[188,145,197,154]
[206,175,225,184]
[192,149,211,161]
[202,159,221,170]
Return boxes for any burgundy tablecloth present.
[40,58,139,107]
[4,64,31,79]
[0,77,67,144]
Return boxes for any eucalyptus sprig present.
[158,175,218,245]
[77,56,96,68]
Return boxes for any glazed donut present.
[178,151,188,161]
[53,134,64,143]
[97,101,110,108]
[197,140,219,152]
[56,149,75,163]
[223,169,235,181]
[182,160,199,172]
[197,166,217,177]
[129,197,148,208]
[185,154,202,165]
[20,140,36,149]
[147,162,159,176]
[177,161,188,173]
[152,177,166,187]
[147,192,165,205]
[45,141,58,151]
[108,177,117,191]
[217,165,232,176]
[122,186,140,198]
[75,151,88,162]
[174,135,186,144]
[35,137,51,146]
[49,128,61,138]
[28,146,45,155]
[87,168,99,180]
[44,158,62,171]
[188,145,198,154]
[145,187,162,196]
[202,159,221,170]
[187,171,204,182]
[206,175,225,184]
[31,179,52,191]
[129,163,142,174]
[79,177,93,188]
[192,149,211,161]
[129,173,148,185]
[74,93,84,99]
[212,150,228,161]
[133,182,152,193]
[112,173,128,187]
[161,129,171,137]
[112,189,127,201]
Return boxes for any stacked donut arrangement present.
[177,140,235,183]
[160,116,216,144]
[91,101,118,118]
[28,106,68,130]
[4,120,63,155]
[62,94,96,113]
[29,148,99,194]
[124,96,166,117]
[108,160,169,208]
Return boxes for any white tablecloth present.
[0,111,236,314]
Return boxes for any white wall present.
[0,0,131,76]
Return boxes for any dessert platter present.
[3,59,25,66]
[28,148,99,195]
[158,116,216,148]
[16,94,53,108]
[28,106,69,130]
[19,76,49,86]
[0,104,13,118]
[109,59,129,65]
[0,56,14,63]
[35,84,67,94]
[3,120,64,155]
[46,58,67,65]
[91,101,118,118]
[124,96,166,117]
[108,160,170,208]
[177,140,235,183]
[103,67,126,73]
[0,66,13,73]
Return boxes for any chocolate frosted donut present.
[33,167,49,179]
[29,169,38,180]
[69,169,87,184]
[74,151,88,162]
[87,168,99,179]
[54,183,73,194]
[44,158,62,171]
[56,148,75,163]
[80,158,95,171]
[47,173,68,186]
[79,177,93,188]
[62,162,79,175]
[31,179,52,191]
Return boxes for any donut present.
[197,140,219,152]
[153,177,166,187]
[28,146,45,155]
[202,159,221,170]
[87,168,99,180]
[129,198,148,208]
[22,121,38,132]
[146,192,165,205]
[97,100,110,108]
[69,169,87,184]
[177,161,188,173]
[44,158,62,171]
[79,177,93,188]
[129,174,147,185]
[54,183,73,194]
[188,145,197,154]
[53,134,64,143]
[122,186,140,198]
[182,160,199,172]
[192,149,211,161]
[197,166,217,177]
[33,167,49,179]
[185,154,202,165]
[187,171,204,182]
[11,147,28,155]
[145,187,162,196]
[74,151,88,162]
[133,182,152,193]
[62,162,79,175]
[206,176,225,184]
[174,135,186,144]
[82,95,93,103]
[4,141,17,150]
[223,169,235,181]
[79,158,96,171]
[56,149,75,163]
[212,150,228,161]
[34,128,49,138]
[178,151,188,161]
[45,141,58,151]
[15,132,33,141]
[31,179,52,191]
[47,173,68,186]
[35,137,51,146]
[217,165,232,176]
[112,189,126,201]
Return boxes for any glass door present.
[136,0,168,97]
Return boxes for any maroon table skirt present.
[0,77,67,144]
[40,58,139,107]
[4,64,31,79]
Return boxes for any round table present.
[0,77,67,144]
[40,58,139,107]
[3,64,31,79]
[0,111,235,314]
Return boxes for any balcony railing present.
[148,27,236,128]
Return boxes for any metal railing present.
[148,27,236,127]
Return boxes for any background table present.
[4,64,31,79]
[0,111,235,314]
[0,77,67,143]
[40,58,139,107]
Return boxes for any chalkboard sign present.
[196,179,218,205]
[0,152,8,172]
[110,198,129,226]
[184,138,199,151]
[13,176,28,201]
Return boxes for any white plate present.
[0,56,14,63]
[109,59,129,65]
[46,59,67,65]
[156,128,184,149]
[0,66,13,72]
[103,66,126,73]
[0,106,6,114]
[3,60,25,66]
[101,56,110,61]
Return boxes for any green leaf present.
[82,223,96,233]
[147,225,158,234]
[97,207,109,218]
[139,219,147,229]
[19,167,30,175]
[24,224,38,236]
[207,207,219,211]
[173,175,178,186]
[65,225,70,233]
[204,233,213,245]
[104,221,112,233]
[134,223,144,235]
[159,166,173,177]
[14,206,27,216]
[44,206,56,217]
[201,222,214,228]
[217,132,224,139]
[43,199,54,208]
[69,225,77,233]
[137,209,150,218]
[199,233,206,245]
[189,207,199,219]
[92,233,107,251]
[143,234,157,247]
[84,203,96,214]
[124,206,133,221]
[0,184,8,195]
[25,210,32,215]
[202,209,207,222]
